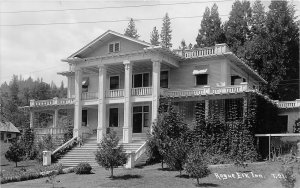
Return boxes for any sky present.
[0,0,299,86]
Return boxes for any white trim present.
[109,74,120,90]
[192,69,208,75]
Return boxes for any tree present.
[180,39,187,50]
[5,139,25,167]
[151,101,188,169]
[150,26,160,46]
[124,18,139,39]
[20,128,36,159]
[164,136,190,176]
[196,4,225,47]
[160,13,172,48]
[185,145,210,185]
[95,131,127,178]
[224,0,252,58]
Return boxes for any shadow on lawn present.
[112,174,142,180]
[157,167,175,171]
[175,174,190,179]
[195,183,220,187]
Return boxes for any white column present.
[30,111,34,129]
[205,100,209,120]
[53,109,58,128]
[67,76,72,98]
[74,68,82,138]
[97,65,107,143]
[123,60,132,143]
[151,60,161,131]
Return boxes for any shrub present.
[146,132,163,165]
[5,139,25,167]
[20,128,36,159]
[163,136,190,176]
[280,165,296,188]
[293,118,300,133]
[74,162,92,174]
[185,145,210,185]
[95,131,127,178]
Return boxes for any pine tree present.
[150,26,160,46]
[224,0,252,58]
[95,131,127,178]
[124,18,140,39]
[196,4,225,47]
[180,39,187,50]
[160,13,172,48]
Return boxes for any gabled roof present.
[68,30,154,58]
[0,121,20,133]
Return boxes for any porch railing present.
[276,100,300,108]
[81,92,98,100]
[134,141,147,162]
[131,87,152,96]
[161,83,250,98]
[34,127,67,135]
[106,89,124,98]
[30,98,74,107]
[52,136,77,155]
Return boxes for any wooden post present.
[123,60,132,143]
[97,65,107,143]
[269,134,271,161]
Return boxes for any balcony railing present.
[276,100,300,108]
[106,89,124,98]
[34,127,67,135]
[81,92,98,100]
[30,97,74,107]
[161,83,250,98]
[174,43,230,59]
[131,87,152,96]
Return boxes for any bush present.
[5,139,25,167]
[74,162,92,174]
[20,128,36,160]
[280,165,296,188]
[35,134,55,163]
[185,145,210,185]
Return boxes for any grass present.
[2,162,300,188]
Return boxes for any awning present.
[193,65,209,75]
[82,77,89,86]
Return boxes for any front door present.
[133,107,143,133]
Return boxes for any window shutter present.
[109,44,114,53]
[115,43,120,52]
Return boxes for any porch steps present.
[57,135,148,167]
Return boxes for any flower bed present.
[0,163,74,184]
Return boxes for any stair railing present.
[134,141,147,162]
[52,136,78,155]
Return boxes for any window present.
[196,74,208,86]
[109,108,119,127]
[82,77,89,92]
[231,75,242,85]
[133,73,150,88]
[7,133,11,138]
[110,76,120,90]
[160,71,169,88]
[82,110,87,126]
[108,42,120,53]
[133,106,150,127]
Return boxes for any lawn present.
[2,162,300,188]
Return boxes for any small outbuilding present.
[0,121,21,142]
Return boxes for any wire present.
[0,0,234,14]
[0,14,230,27]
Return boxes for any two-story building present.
[27,30,300,167]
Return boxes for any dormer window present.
[108,42,120,53]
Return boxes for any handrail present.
[134,141,147,161]
[52,136,77,155]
